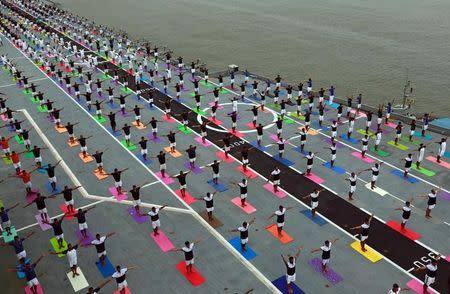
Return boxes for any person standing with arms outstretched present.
[267,205,292,236]
[350,214,373,252]
[310,238,339,273]
[229,218,256,252]
[281,246,302,294]
[112,265,138,294]
[146,205,167,236]
[171,239,202,273]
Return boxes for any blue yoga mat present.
[249,141,268,151]
[206,180,228,192]
[329,102,339,109]
[107,128,122,137]
[323,162,346,174]
[292,147,309,155]
[272,155,294,166]
[95,256,115,278]
[272,276,305,294]
[312,121,329,130]
[16,258,31,279]
[137,154,153,165]
[300,209,328,226]
[413,133,432,140]
[390,170,418,183]
[46,182,61,193]
[37,164,49,174]
[340,134,358,144]
[228,237,257,260]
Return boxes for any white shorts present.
[428,204,435,210]
[213,173,219,179]
[24,181,32,188]
[331,131,337,138]
[151,219,161,229]
[117,280,128,290]
[133,199,141,206]
[241,238,248,245]
[96,162,103,167]
[98,251,106,258]
[206,207,214,212]
[16,250,27,260]
[273,179,280,185]
[185,258,194,265]
[79,222,88,230]
[80,146,87,152]
[114,181,123,188]
[27,278,39,287]
[170,142,176,148]
[160,163,167,170]
[361,235,368,241]
[331,154,336,161]
[141,149,148,155]
[371,175,378,182]
[96,110,101,115]
[13,162,21,169]
[423,124,428,130]
[189,157,196,163]
[322,259,330,265]
[375,139,381,145]
[56,233,64,240]
[224,146,230,152]
[180,184,187,189]
[257,135,262,141]
[286,274,296,284]
[396,134,401,138]
[152,128,158,133]
[307,86,312,92]
[135,115,141,120]
[402,218,409,224]
[125,134,131,140]
[277,222,285,227]
[404,167,410,172]
[424,276,435,286]
[410,131,415,136]
[362,146,368,151]
[242,159,249,164]
[201,131,206,137]
[281,109,286,115]
[439,149,445,157]
[307,164,313,170]
[38,208,47,214]
[49,176,57,183]
[240,193,247,199]
[65,199,74,206]
[2,148,10,154]
[377,118,382,124]
[311,201,318,209]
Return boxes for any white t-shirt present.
[112,268,128,279]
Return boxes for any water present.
[57,0,450,117]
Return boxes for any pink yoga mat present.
[351,152,375,164]
[194,136,211,147]
[245,122,256,129]
[236,166,257,179]
[162,115,175,123]
[384,122,397,128]
[231,197,257,214]
[174,190,197,205]
[35,215,52,231]
[24,284,44,294]
[263,183,287,198]
[270,134,288,143]
[108,187,128,201]
[150,230,174,252]
[304,172,325,184]
[155,171,174,184]
[208,102,224,109]
[406,279,438,294]
[25,189,39,204]
[216,151,234,163]
[228,129,245,138]
[426,156,450,169]
[207,117,223,125]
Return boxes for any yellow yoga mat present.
[350,240,383,263]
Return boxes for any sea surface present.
[57,0,450,117]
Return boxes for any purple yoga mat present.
[308,257,343,285]
[126,207,149,224]
[146,134,162,143]
[438,191,450,201]
[75,229,94,246]
[370,124,392,134]
[184,162,203,174]
[324,138,344,148]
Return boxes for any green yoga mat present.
[267,103,281,110]
[192,109,206,115]
[369,147,390,157]
[287,112,305,121]
[37,105,48,112]
[0,199,3,208]
[400,136,421,146]
[120,87,133,94]
[50,237,68,257]
[120,140,137,151]
[178,126,193,134]
[2,157,12,165]
[22,89,32,95]
[411,165,435,177]
[283,117,295,124]
[387,141,409,150]
[356,129,375,137]
[30,97,39,103]
[25,151,34,158]
[200,80,214,88]
[15,135,24,145]
[95,116,107,123]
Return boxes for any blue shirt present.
[0,209,10,222]
[10,238,25,253]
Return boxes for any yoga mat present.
[272,155,295,167]
[198,211,223,228]
[387,141,409,150]
[163,147,182,158]
[175,261,206,287]
[2,157,12,165]
[108,187,127,201]
[54,125,67,133]
[16,258,31,279]
[178,126,193,134]
[46,182,61,193]
[228,237,257,260]
[312,121,329,130]
[386,220,421,241]
[307,129,318,136]
[207,117,222,125]
[413,133,432,140]
[174,190,197,205]
[351,152,375,164]
[24,284,44,294]
[249,141,268,151]
[369,147,390,157]
[364,183,388,196]
[107,128,121,137]
[150,230,174,252]
[304,173,325,184]
[15,134,24,145]
[192,109,206,116]
[114,288,132,294]
[206,179,228,192]
[208,102,224,109]
[266,224,293,244]
[426,156,450,169]
[137,154,153,165]
[406,279,438,294]
[349,241,383,263]
[120,87,133,94]
[49,237,68,257]
[183,162,203,174]
[245,122,256,129]
[148,136,162,143]
[35,215,52,231]
[2,226,17,243]
[93,169,108,180]
[66,268,89,292]
[132,121,146,129]
[263,183,287,198]
[94,116,106,123]
[300,210,328,226]
[228,129,245,138]
[59,204,77,220]
[161,115,175,123]
[400,136,421,145]
[194,136,211,147]
[127,207,149,224]
[78,153,94,163]
[288,112,305,121]
[26,189,39,203]
[216,151,234,163]
[95,256,115,278]
[411,165,435,177]
[390,170,419,183]
[75,229,94,247]
[324,138,344,148]
[323,162,346,174]
[340,134,358,144]
[272,276,305,294]
[231,197,256,214]
[236,166,257,179]
[155,171,174,184]
[438,191,450,201]
[120,140,137,151]
[67,140,79,147]
[308,257,344,285]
